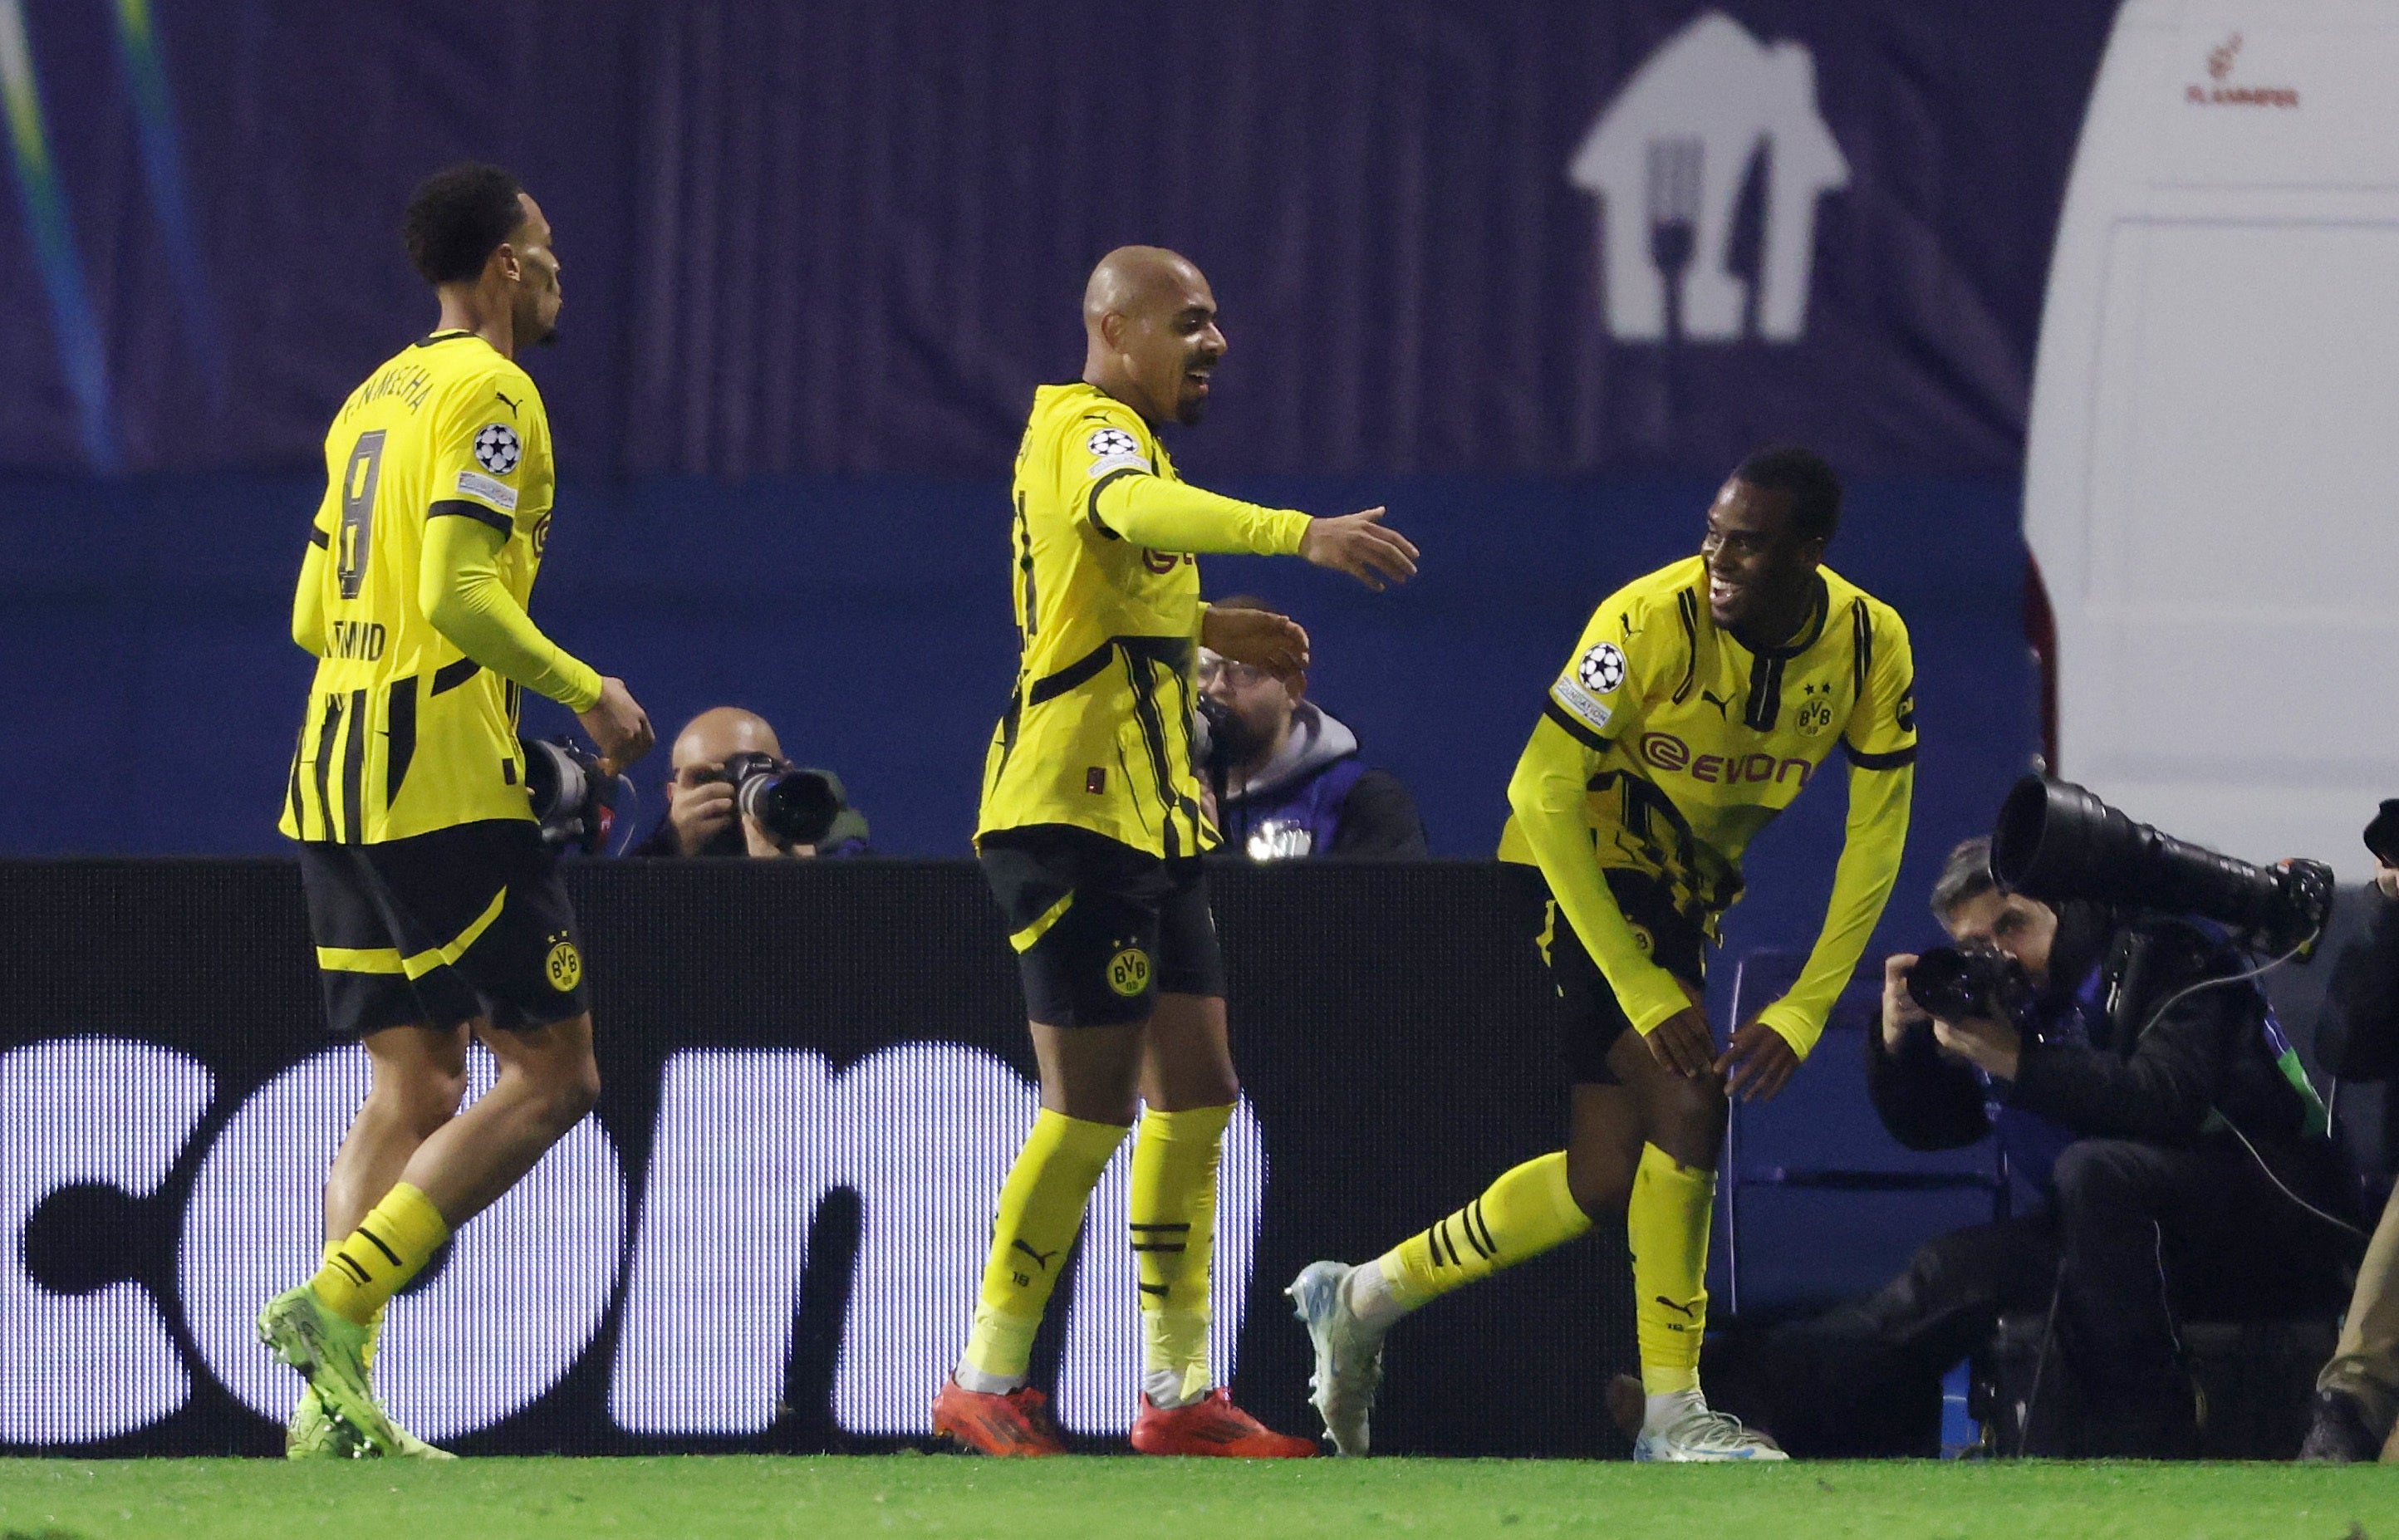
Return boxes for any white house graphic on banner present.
[1570,11,1848,342]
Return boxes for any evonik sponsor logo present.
[1638,730,1812,787]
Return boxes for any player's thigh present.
[1607,999,1727,1170]
[1565,1081,1644,1219]
[1030,1019,1146,1122]
[359,1021,473,1119]
[475,1008,600,1104]
[1139,858,1236,1109]
[360,819,593,1037]
[980,824,1168,1032]
[299,841,434,1042]
[1142,993,1237,1111]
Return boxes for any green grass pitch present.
[2,1456,2395,1539]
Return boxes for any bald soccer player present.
[932,247,1417,1457]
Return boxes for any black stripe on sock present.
[1129,1222,1192,1232]
[357,1226,404,1268]
[1431,1219,1455,1268]
[1467,1199,1498,1258]
[1138,1283,1169,1297]
[1130,1243,1189,1253]
[332,1253,371,1285]
[1457,1206,1492,1259]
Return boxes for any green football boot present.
[257,1285,403,1457]
[285,1383,366,1459]
[287,1378,457,1459]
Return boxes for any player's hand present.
[668,780,736,856]
[1201,604,1310,677]
[579,677,654,775]
[1642,1005,1716,1079]
[1715,1019,1802,1103]
[1881,953,1930,1052]
[1299,508,1418,592]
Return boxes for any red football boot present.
[1130,1387,1319,1458]
[931,1376,1067,1457]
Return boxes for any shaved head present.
[1081,245,1227,427]
[1083,246,1204,331]
[671,706,783,775]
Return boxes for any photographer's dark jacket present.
[1868,905,2328,1175]
[2318,886,2399,1081]
[1213,703,1428,861]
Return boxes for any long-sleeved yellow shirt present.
[978,382,1311,859]
[1498,557,1916,1057]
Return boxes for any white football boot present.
[1633,1391,1788,1462]
[1287,1260,1386,1456]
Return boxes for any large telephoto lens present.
[741,768,842,847]
[1991,774,2333,953]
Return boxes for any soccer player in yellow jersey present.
[932,246,1418,1457]
[1291,447,1916,1461]
[255,164,654,1459]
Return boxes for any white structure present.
[1569,11,1848,342]
[2024,0,2399,878]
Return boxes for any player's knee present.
[370,1062,469,1134]
[1565,1148,1631,1219]
[523,1054,601,1135]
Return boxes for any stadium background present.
[2,0,2111,1457]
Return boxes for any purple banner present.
[0,1,2112,480]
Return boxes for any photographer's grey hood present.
[1221,702,1358,806]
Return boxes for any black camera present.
[1992,774,2335,959]
[522,737,630,855]
[1905,944,2038,1030]
[1193,695,1238,777]
[722,751,847,848]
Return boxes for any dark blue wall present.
[1,468,2028,884]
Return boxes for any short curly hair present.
[403,163,525,285]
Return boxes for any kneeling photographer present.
[1873,785,2355,1454]
[630,707,871,859]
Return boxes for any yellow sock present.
[1129,1103,1234,1406]
[960,1109,1128,1388]
[1629,1143,1713,1395]
[317,1243,387,1381]
[1379,1151,1592,1309]
[311,1183,449,1327]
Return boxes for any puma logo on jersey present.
[494,390,522,417]
[1700,689,1735,719]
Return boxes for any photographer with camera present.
[1194,596,1426,861]
[2301,805,2399,1461]
[1869,805,2355,1455]
[630,707,870,859]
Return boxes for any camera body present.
[722,750,846,849]
[1906,944,2041,1037]
[522,737,627,855]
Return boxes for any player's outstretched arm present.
[418,514,655,769]
[1298,507,1417,591]
[1506,716,1711,1077]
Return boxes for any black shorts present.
[1509,864,1709,1086]
[978,824,1227,1027]
[298,818,590,1038]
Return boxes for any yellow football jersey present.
[1501,555,1916,923]
[1500,554,1916,1052]
[977,382,1310,858]
[279,331,557,843]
